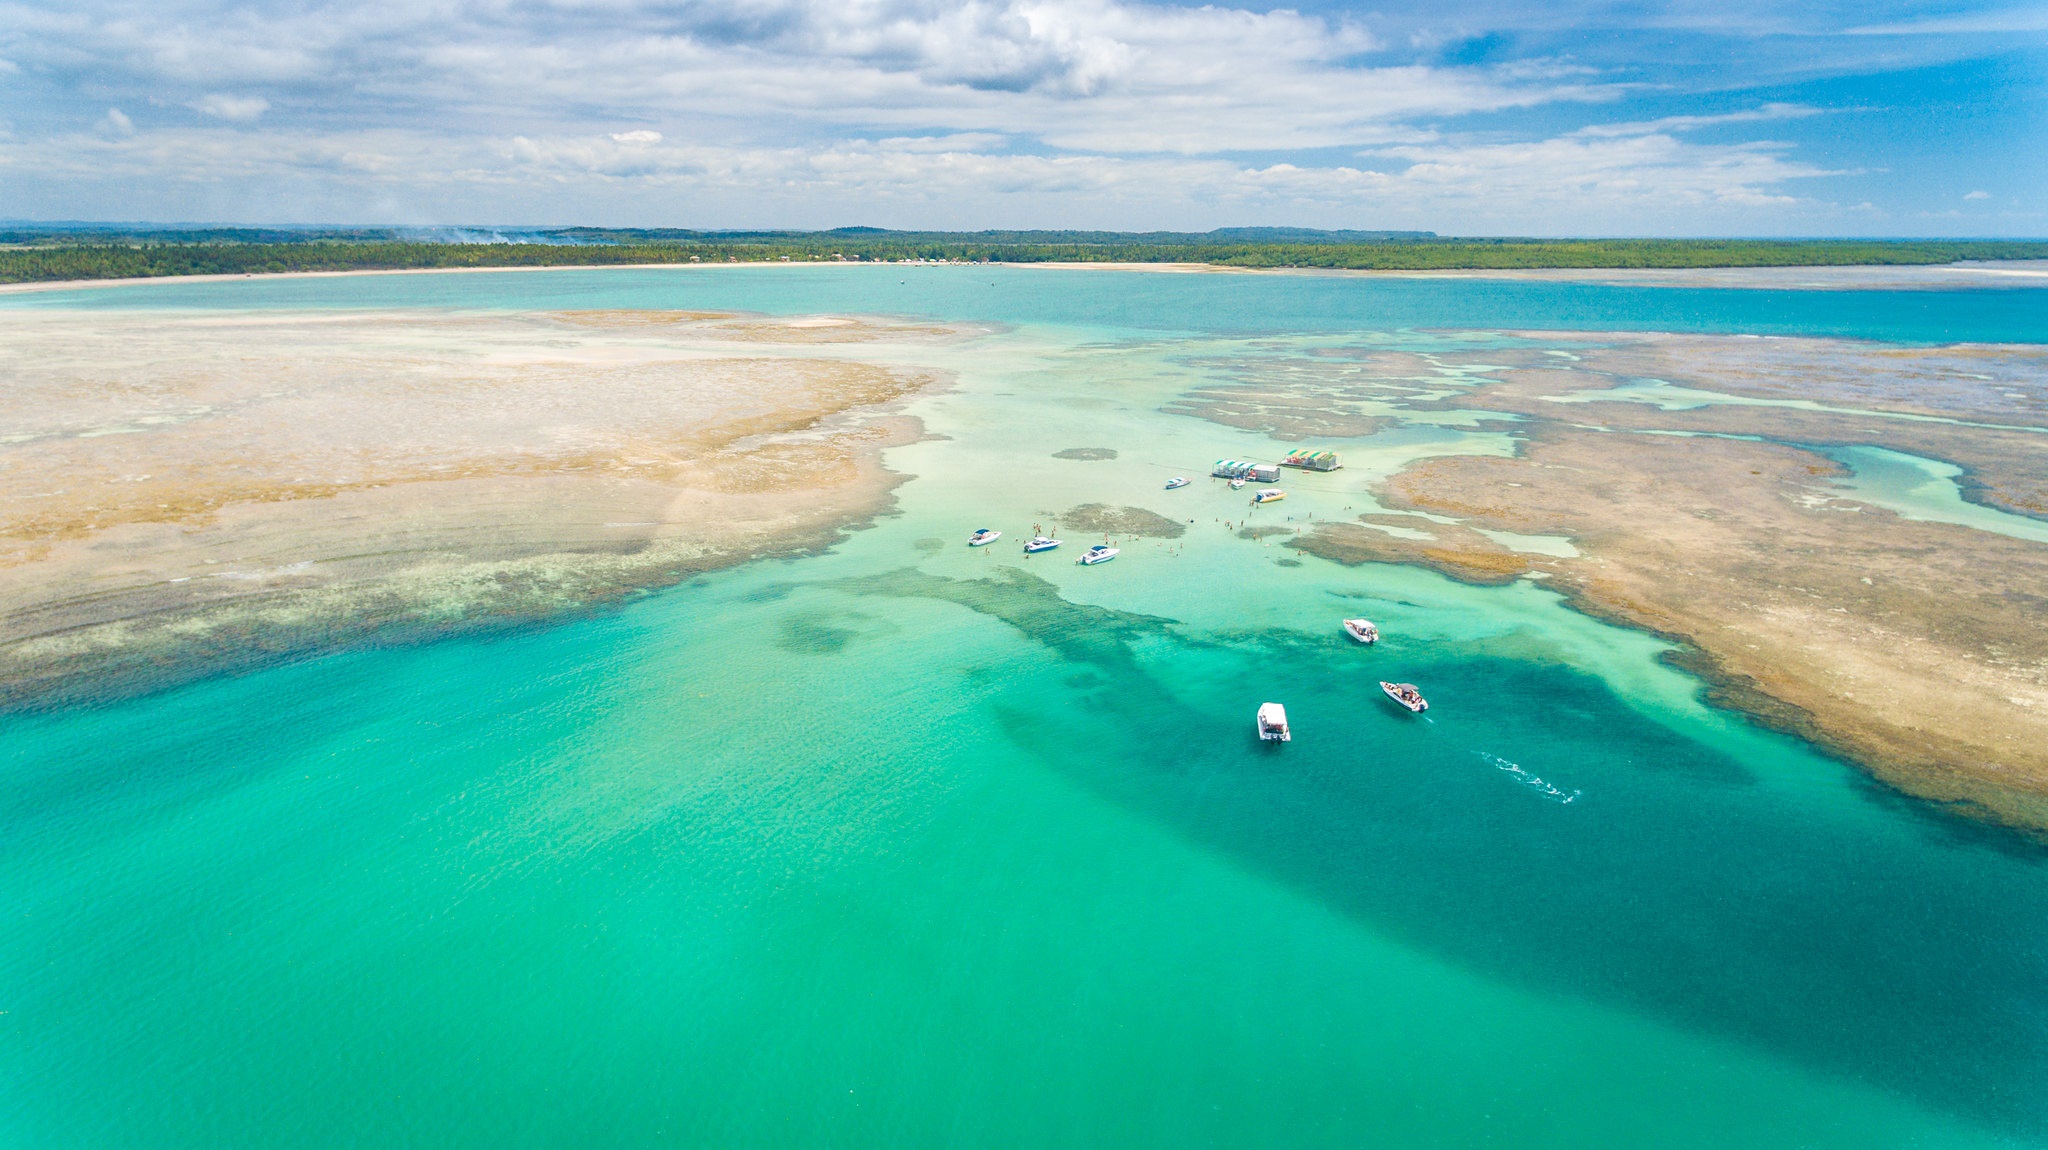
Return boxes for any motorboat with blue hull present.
[1077,544,1119,565]
[1023,535,1062,554]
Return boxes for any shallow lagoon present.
[5,267,2048,1148]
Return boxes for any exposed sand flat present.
[0,308,959,705]
[1298,431,2048,829]
[1472,335,2048,520]
[1274,333,2048,830]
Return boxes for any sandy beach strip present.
[7,258,2046,299]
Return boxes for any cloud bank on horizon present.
[0,0,2040,234]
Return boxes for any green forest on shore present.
[4,227,2046,283]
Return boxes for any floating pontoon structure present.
[1281,449,1342,471]
[1212,460,1282,481]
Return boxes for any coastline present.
[1018,260,2048,289]
[0,261,715,296]
[5,257,2047,299]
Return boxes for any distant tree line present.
[3,230,2046,285]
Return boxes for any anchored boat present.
[1023,535,1062,554]
[968,528,1002,546]
[1229,478,1247,490]
[1251,489,1286,505]
[1342,618,1379,645]
[1077,544,1120,565]
[1380,681,1428,713]
[1165,477,1190,490]
[1257,702,1291,742]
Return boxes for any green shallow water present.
[5,269,2048,1148]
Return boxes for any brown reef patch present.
[0,308,954,706]
[1058,504,1187,539]
[1298,425,2048,830]
[1464,335,2048,521]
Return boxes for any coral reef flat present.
[1289,334,2048,828]
[0,308,957,704]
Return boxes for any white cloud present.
[874,133,1010,152]
[100,107,134,136]
[1367,130,1836,213]
[1846,8,2048,35]
[190,94,269,122]
[1964,190,1991,200]
[0,120,1848,234]
[0,0,1587,154]
[0,0,1903,229]
[1574,103,1825,138]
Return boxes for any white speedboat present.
[1257,702,1291,742]
[1165,477,1189,490]
[1342,618,1379,645]
[968,528,1002,546]
[1077,544,1119,565]
[1229,477,1247,490]
[1380,681,1428,713]
[1251,489,1286,505]
[1023,535,1062,553]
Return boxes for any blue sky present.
[0,0,2042,234]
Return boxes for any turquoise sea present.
[5,267,2048,1148]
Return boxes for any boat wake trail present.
[1476,752,1581,804]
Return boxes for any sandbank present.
[1235,331,2048,830]
[0,307,961,705]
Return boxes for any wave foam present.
[1477,751,1581,804]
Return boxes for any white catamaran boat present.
[1380,681,1428,713]
[1165,477,1190,490]
[1251,489,1286,505]
[968,528,1002,546]
[1023,535,1062,553]
[1257,702,1291,742]
[1077,544,1120,565]
[1342,618,1379,645]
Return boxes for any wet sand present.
[0,308,961,705]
